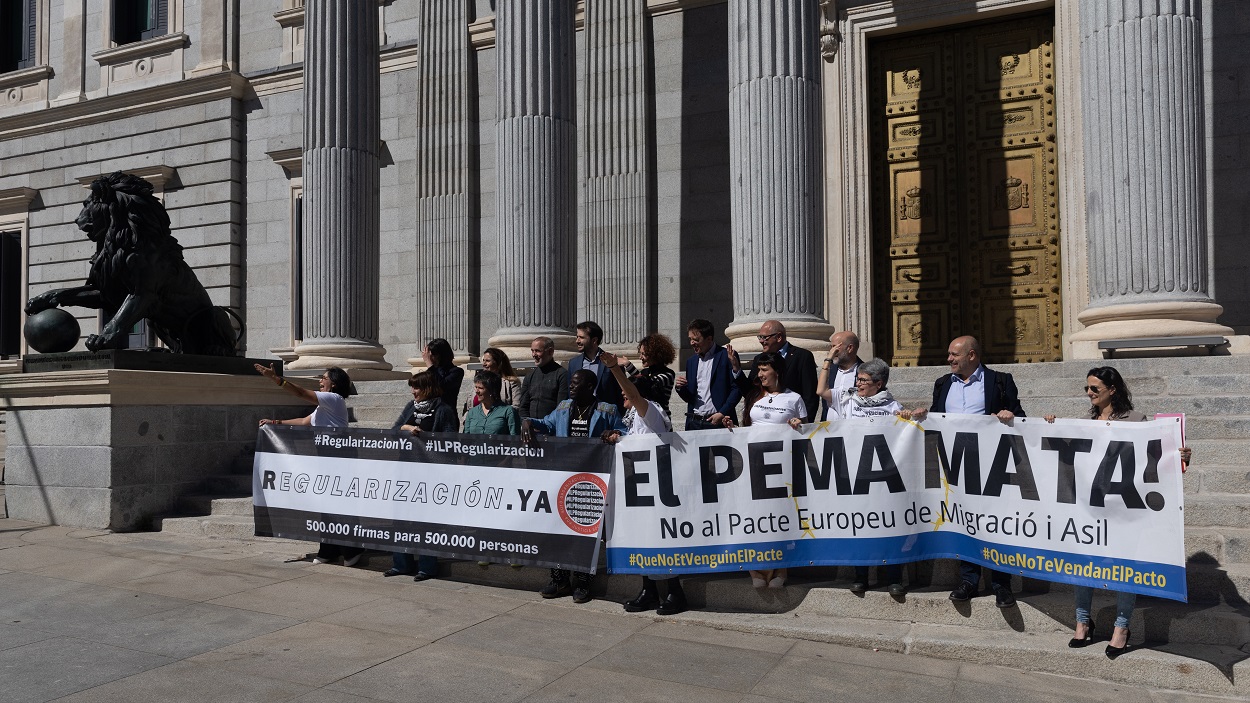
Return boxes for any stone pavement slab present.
[0,518,1245,703]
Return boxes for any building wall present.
[1207,0,1250,334]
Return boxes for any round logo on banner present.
[557,473,608,535]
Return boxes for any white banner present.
[605,414,1187,601]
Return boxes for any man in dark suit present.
[906,335,1024,609]
[675,319,741,430]
[726,320,819,423]
[568,320,624,409]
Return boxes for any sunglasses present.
[1084,385,1106,393]
[756,333,781,342]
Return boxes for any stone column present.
[725,0,834,352]
[50,0,86,106]
[1069,1,1234,355]
[289,0,394,375]
[405,0,476,368]
[189,0,229,76]
[488,0,577,360]
[582,0,651,351]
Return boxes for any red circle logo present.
[557,473,608,535]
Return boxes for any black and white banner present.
[252,426,613,572]
[604,415,1188,601]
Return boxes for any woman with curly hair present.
[618,333,677,417]
[478,347,522,410]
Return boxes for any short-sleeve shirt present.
[626,401,672,436]
[749,391,806,426]
[310,391,349,428]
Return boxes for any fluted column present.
[582,0,651,351]
[406,0,476,368]
[289,0,394,374]
[1069,1,1233,353]
[488,0,578,359]
[725,0,833,352]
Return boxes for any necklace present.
[574,403,593,420]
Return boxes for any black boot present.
[623,577,660,612]
[571,571,593,604]
[657,578,688,616]
[541,568,571,599]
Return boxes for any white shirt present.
[827,397,903,420]
[831,362,859,419]
[693,349,717,415]
[749,391,806,426]
[626,401,673,435]
[310,391,349,428]
[945,366,986,415]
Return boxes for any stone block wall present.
[4,401,309,531]
[1208,0,1250,333]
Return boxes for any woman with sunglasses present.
[255,363,364,567]
[825,358,906,595]
[1043,366,1191,659]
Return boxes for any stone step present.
[1187,464,1250,495]
[178,495,252,517]
[1183,493,1250,527]
[154,514,264,540]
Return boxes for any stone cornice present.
[0,187,39,215]
[91,33,190,66]
[273,6,304,28]
[266,148,302,178]
[0,71,246,142]
[0,65,53,91]
[0,369,318,409]
[75,165,176,190]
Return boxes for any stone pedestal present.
[290,0,395,375]
[487,0,578,361]
[725,0,833,352]
[1,370,314,531]
[1068,2,1238,357]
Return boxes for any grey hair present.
[533,336,555,351]
[860,358,891,388]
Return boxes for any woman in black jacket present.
[385,370,459,581]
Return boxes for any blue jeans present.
[1074,586,1135,629]
[392,552,438,576]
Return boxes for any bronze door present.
[870,13,1060,366]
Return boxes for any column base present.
[725,319,837,354]
[1067,300,1244,359]
[287,341,406,380]
[487,329,578,364]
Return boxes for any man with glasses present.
[726,320,819,423]
[902,335,1024,608]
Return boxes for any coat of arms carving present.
[899,186,928,220]
[995,177,1030,211]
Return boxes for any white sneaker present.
[311,557,330,564]
[343,553,362,567]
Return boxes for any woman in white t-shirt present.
[255,363,360,566]
[722,352,804,588]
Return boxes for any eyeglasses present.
[854,377,875,384]
[756,333,781,342]
[1084,385,1106,393]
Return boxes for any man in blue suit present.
[907,335,1025,609]
[568,320,624,409]
[675,318,741,430]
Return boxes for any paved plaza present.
[0,508,1238,703]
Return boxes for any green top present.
[462,402,521,436]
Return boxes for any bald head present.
[828,330,860,370]
[947,336,981,379]
[757,320,787,353]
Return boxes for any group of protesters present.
[255,315,1191,660]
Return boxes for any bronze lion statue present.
[24,172,238,355]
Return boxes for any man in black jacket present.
[726,320,819,423]
[906,335,1024,609]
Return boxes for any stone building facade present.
[2,0,1249,373]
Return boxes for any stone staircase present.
[151,355,1250,693]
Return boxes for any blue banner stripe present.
[606,531,1186,602]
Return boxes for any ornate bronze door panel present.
[870,14,1060,366]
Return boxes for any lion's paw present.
[85,333,126,352]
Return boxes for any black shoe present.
[656,592,688,616]
[994,589,1016,609]
[382,568,413,577]
[888,582,906,597]
[949,581,977,601]
[412,572,435,582]
[572,585,592,604]
[1105,629,1131,659]
[1068,623,1096,648]
[849,581,867,594]
[541,579,571,598]
[623,587,660,613]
